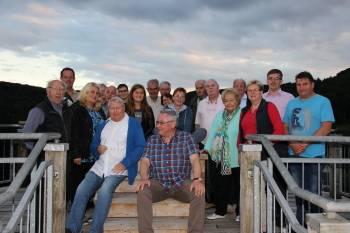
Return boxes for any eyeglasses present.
[156,120,174,125]
[49,87,65,92]
[247,89,260,93]
[267,77,281,81]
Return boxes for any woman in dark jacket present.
[165,87,193,133]
[67,82,106,204]
[126,84,155,139]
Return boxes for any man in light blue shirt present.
[283,71,334,224]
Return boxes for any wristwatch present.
[192,177,202,181]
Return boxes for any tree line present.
[1,67,349,132]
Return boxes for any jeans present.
[66,171,126,233]
[289,162,321,224]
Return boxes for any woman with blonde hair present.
[66,82,106,206]
[205,88,241,221]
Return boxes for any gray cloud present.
[0,0,349,90]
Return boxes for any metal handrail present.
[0,133,60,205]
[247,134,350,212]
[254,161,307,233]
[2,160,53,233]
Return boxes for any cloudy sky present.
[0,0,349,90]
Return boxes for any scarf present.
[210,108,239,175]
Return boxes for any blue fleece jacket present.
[90,117,146,184]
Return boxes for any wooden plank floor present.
[82,205,240,233]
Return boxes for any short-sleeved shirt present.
[283,94,335,157]
[142,130,198,190]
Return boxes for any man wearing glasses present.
[117,83,129,103]
[137,109,205,233]
[23,79,68,145]
[263,69,294,118]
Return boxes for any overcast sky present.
[0,0,349,90]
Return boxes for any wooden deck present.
[82,205,240,233]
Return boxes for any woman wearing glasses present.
[240,80,286,159]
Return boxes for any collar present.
[265,89,282,97]
[205,95,220,104]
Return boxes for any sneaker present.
[235,215,240,222]
[206,213,226,220]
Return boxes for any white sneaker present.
[235,215,240,222]
[206,213,226,220]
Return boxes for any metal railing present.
[248,134,350,233]
[0,124,24,185]
[1,160,53,233]
[0,133,60,233]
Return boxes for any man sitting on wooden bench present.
[137,109,205,233]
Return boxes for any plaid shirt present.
[143,130,198,190]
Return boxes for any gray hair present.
[233,79,246,88]
[159,108,178,121]
[195,79,206,87]
[108,96,125,109]
[147,79,159,87]
[206,79,219,88]
[46,79,66,90]
[160,81,171,88]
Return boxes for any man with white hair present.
[146,79,162,124]
[159,81,171,96]
[195,79,224,204]
[23,79,68,143]
[66,97,146,233]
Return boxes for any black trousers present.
[213,164,240,216]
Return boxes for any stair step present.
[115,180,137,193]
[104,217,188,233]
[108,193,189,217]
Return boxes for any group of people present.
[22,67,334,232]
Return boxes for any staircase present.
[103,176,190,233]
[103,155,208,233]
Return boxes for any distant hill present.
[1,67,349,127]
[0,82,46,124]
[280,68,350,125]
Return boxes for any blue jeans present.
[66,171,126,233]
[289,162,321,224]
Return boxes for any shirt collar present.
[265,89,282,97]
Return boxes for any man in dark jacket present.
[23,79,68,145]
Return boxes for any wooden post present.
[240,144,262,233]
[307,213,350,233]
[44,143,68,233]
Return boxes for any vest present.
[240,99,288,159]
[36,98,67,142]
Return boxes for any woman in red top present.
[240,80,287,159]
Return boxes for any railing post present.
[240,144,262,233]
[307,212,350,233]
[44,143,68,233]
